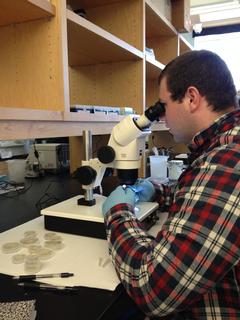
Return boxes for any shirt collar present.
[188,109,240,158]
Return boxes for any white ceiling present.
[191,0,237,7]
[190,0,240,28]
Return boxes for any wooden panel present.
[0,0,55,27]
[179,35,193,55]
[146,56,164,80]
[69,136,83,174]
[146,79,159,107]
[69,134,109,174]
[0,161,8,175]
[69,60,144,114]
[0,119,119,140]
[77,0,144,51]
[64,112,125,122]
[0,108,63,121]
[67,10,143,66]
[146,79,168,130]
[68,0,120,9]
[147,36,178,65]
[149,131,188,153]
[171,0,191,33]
[145,0,177,38]
[0,0,65,110]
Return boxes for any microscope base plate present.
[41,194,159,239]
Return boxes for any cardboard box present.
[171,0,192,33]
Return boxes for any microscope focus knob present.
[97,146,115,164]
[76,166,97,185]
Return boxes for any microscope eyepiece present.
[145,101,165,122]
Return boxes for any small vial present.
[24,255,42,273]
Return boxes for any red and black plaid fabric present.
[104,110,240,319]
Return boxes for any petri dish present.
[20,237,39,247]
[38,248,55,260]
[24,255,42,273]
[28,245,42,255]
[44,232,62,241]
[12,254,26,264]
[2,242,21,254]
[24,231,37,238]
[44,240,64,251]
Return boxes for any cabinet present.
[0,0,192,170]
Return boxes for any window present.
[194,32,240,91]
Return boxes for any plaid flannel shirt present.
[104,110,240,319]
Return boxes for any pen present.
[13,272,74,281]
[18,282,80,292]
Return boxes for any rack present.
[0,0,55,27]
[0,0,192,144]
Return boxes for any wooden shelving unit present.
[146,55,165,80]
[179,33,193,55]
[67,1,145,122]
[0,0,192,145]
[68,0,121,9]
[67,10,143,66]
[0,0,56,27]
[145,0,178,65]
[145,0,177,38]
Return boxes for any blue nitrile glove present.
[132,178,155,202]
[102,185,136,216]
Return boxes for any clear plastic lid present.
[12,253,26,264]
[44,240,64,251]
[2,242,21,254]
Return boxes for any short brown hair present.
[158,50,237,111]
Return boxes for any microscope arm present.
[77,101,165,190]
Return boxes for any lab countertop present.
[0,173,166,319]
[0,173,82,233]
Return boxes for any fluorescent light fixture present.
[191,1,240,15]
[191,0,240,25]
[200,8,240,22]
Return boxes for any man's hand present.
[132,179,155,202]
[102,185,136,216]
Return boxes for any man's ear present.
[186,86,201,113]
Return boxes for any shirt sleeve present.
[152,181,175,210]
[104,159,240,317]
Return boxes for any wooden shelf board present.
[0,108,125,139]
[0,107,125,122]
[145,0,177,38]
[0,0,56,27]
[0,118,167,140]
[68,0,120,9]
[64,112,125,122]
[0,107,63,121]
[0,119,119,140]
[146,55,165,80]
[179,34,193,54]
[67,10,143,66]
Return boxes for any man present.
[102,50,240,319]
